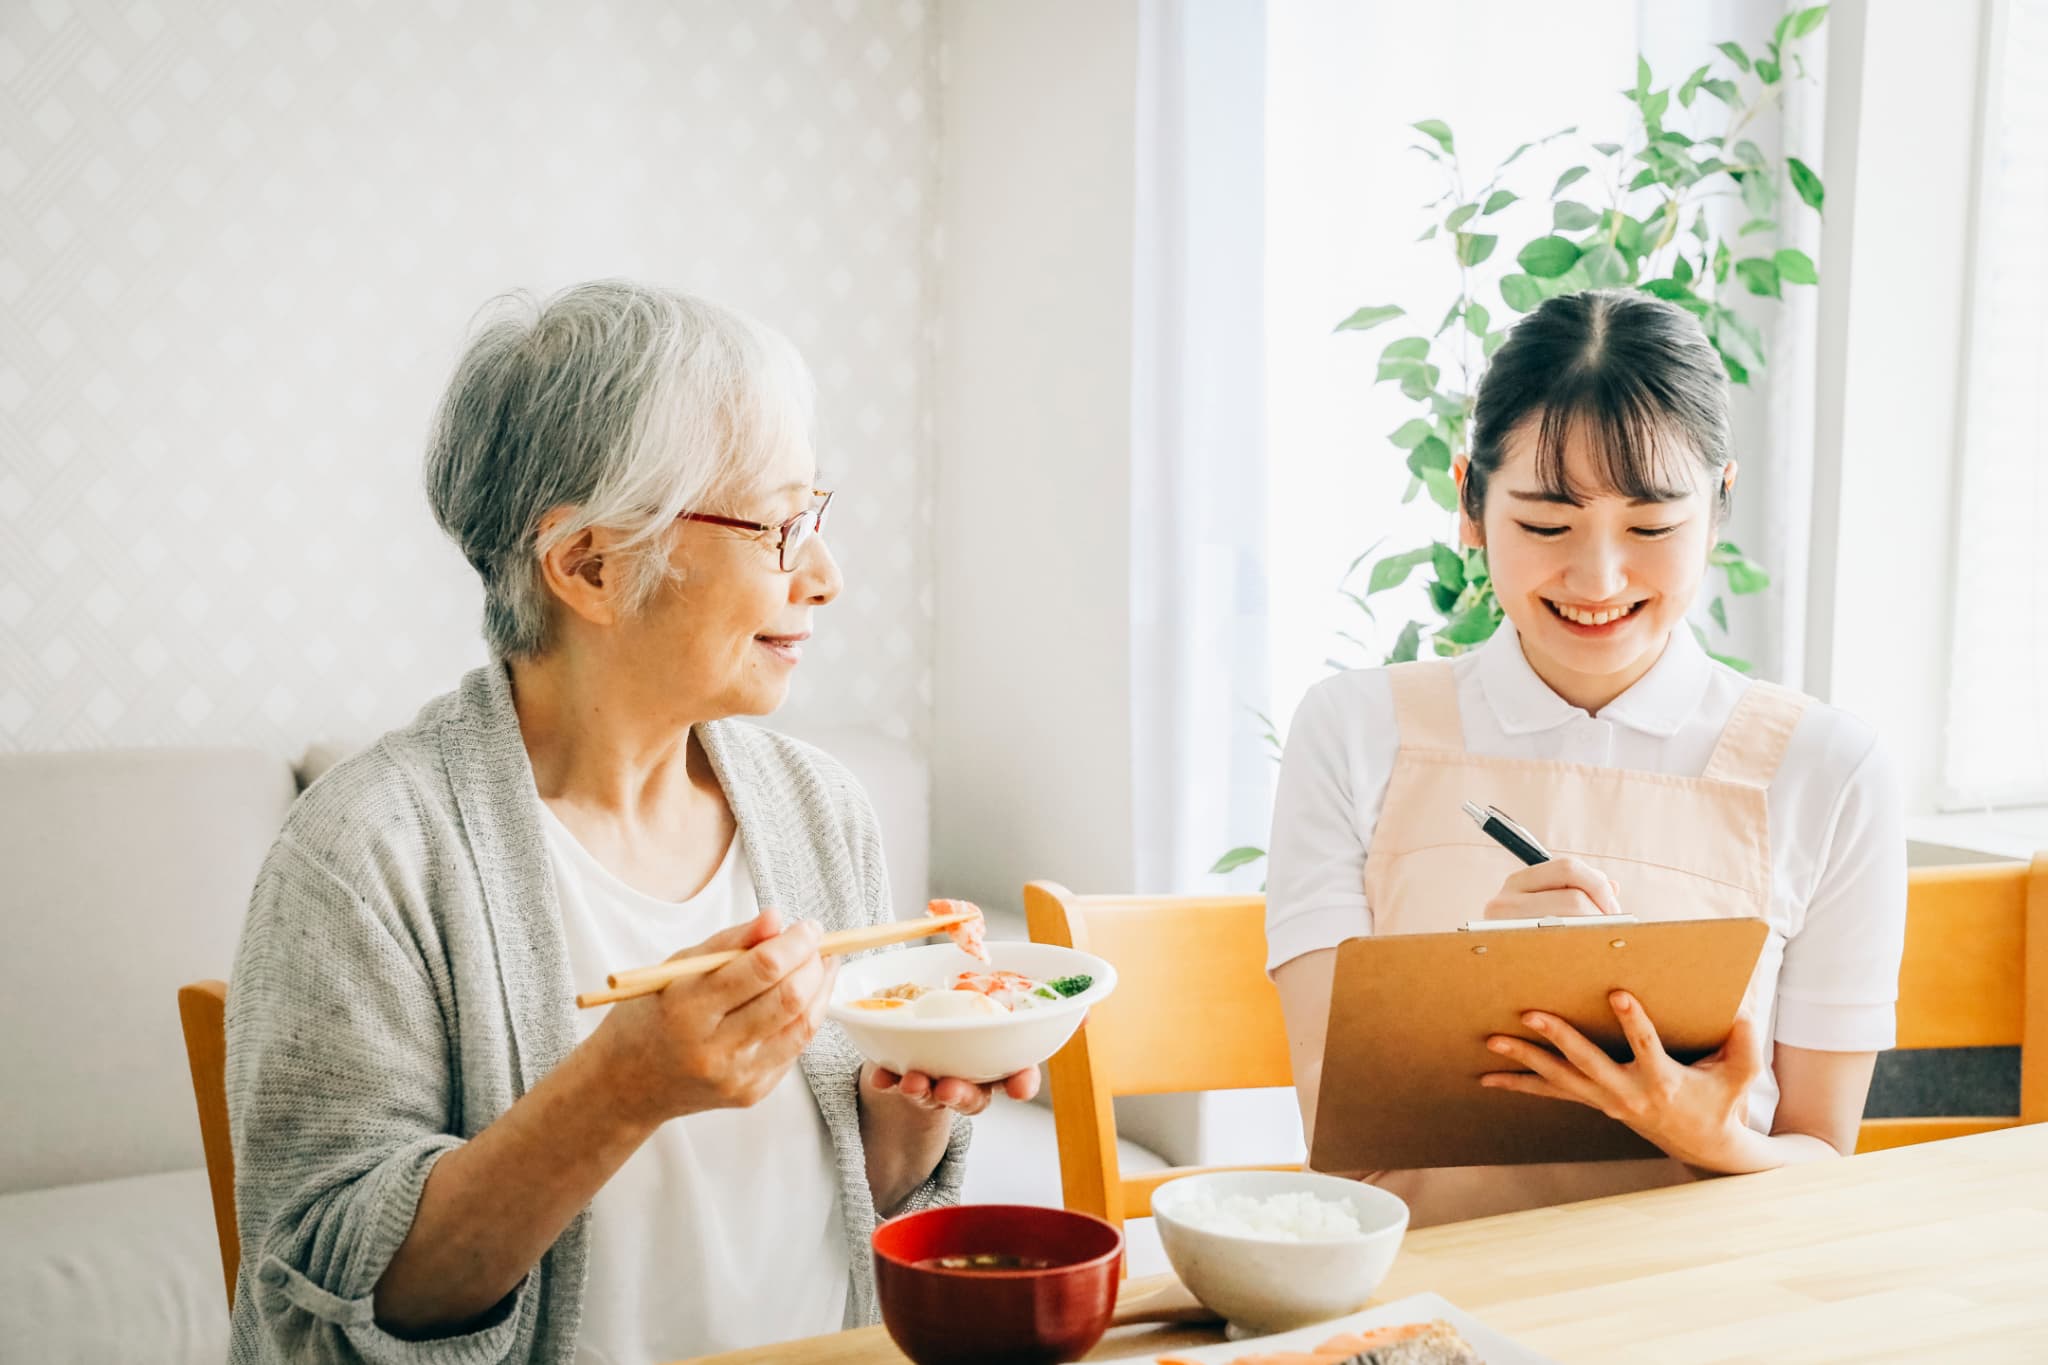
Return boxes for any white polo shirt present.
[1265,621,1906,1058]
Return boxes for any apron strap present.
[1385,660,1466,752]
[1701,680,1811,789]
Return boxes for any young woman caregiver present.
[1266,288,1906,1228]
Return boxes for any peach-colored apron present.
[1356,658,1807,1227]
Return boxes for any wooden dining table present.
[680,1123,2048,1364]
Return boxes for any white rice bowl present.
[827,940,1116,1084]
[1150,1170,1410,1335]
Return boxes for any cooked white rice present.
[1170,1188,1364,1241]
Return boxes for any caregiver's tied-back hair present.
[1464,289,1733,524]
[423,280,816,660]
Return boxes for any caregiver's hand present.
[1480,990,1766,1170]
[596,904,836,1124]
[1482,855,1623,919]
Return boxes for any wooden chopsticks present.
[574,911,975,1009]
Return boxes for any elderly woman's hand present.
[861,1062,1040,1116]
[857,1061,1037,1215]
[595,905,836,1124]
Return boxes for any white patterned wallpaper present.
[0,0,938,755]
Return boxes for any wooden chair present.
[177,979,239,1307]
[1856,855,2048,1153]
[1023,882,1300,1239]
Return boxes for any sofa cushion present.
[0,749,298,1194]
[0,1166,227,1365]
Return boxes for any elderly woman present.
[225,281,1034,1364]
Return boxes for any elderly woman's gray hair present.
[424,280,816,659]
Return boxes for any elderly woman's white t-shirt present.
[543,805,850,1363]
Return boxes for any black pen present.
[1461,801,1553,866]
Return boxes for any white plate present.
[1148,1291,1556,1364]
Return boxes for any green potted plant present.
[1214,7,1829,880]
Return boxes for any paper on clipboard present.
[1309,916,1769,1172]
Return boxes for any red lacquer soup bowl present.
[872,1203,1124,1365]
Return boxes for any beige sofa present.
[0,732,1166,1363]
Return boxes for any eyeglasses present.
[676,489,834,572]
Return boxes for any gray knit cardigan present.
[224,665,971,1363]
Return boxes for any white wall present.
[1808,0,1986,814]
[0,0,940,756]
[928,0,1142,914]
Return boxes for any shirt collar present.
[1474,616,1714,739]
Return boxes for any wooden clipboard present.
[1309,916,1769,1172]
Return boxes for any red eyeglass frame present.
[675,489,834,571]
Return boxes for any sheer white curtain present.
[1940,0,2048,809]
[1130,0,1272,894]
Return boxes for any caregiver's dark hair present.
[1464,288,1732,524]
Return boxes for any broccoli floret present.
[1049,973,1094,997]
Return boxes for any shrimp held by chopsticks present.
[930,897,990,964]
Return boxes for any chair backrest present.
[1856,855,2048,1153]
[177,979,239,1307]
[1023,882,1297,1231]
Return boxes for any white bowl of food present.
[827,940,1116,1084]
[1150,1169,1410,1336]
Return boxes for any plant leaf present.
[1418,224,1439,241]
[1464,301,1491,337]
[1756,57,1781,84]
[1774,247,1818,284]
[1209,845,1267,875]
[1678,63,1711,108]
[1712,541,1773,593]
[1709,596,1729,632]
[1482,329,1507,358]
[1482,189,1518,215]
[1387,621,1422,665]
[1366,546,1437,595]
[1789,5,1829,39]
[1446,202,1479,231]
[1422,466,1459,510]
[1593,141,1624,156]
[1738,217,1777,237]
[1553,200,1600,231]
[1410,435,1452,472]
[1702,78,1740,105]
[1716,41,1751,72]
[1432,544,1467,593]
[1438,601,1501,646]
[1787,156,1825,210]
[1517,236,1582,278]
[1457,232,1499,267]
[1640,277,1695,301]
[1552,166,1591,198]
[1499,273,1543,313]
[1412,118,1456,155]
[1381,335,1431,361]
[1582,243,1630,287]
[1335,304,1404,333]
[1389,418,1434,450]
[1735,256,1782,298]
